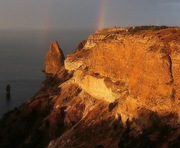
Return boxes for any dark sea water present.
[0,29,93,118]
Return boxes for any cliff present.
[0,26,179,148]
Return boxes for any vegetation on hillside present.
[128,25,169,34]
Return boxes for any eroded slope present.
[0,26,179,148]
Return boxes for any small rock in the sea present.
[6,84,11,97]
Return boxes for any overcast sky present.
[0,0,179,30]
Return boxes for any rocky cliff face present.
[0,26,179,148]
[65,27,180,121]
[45,41,65,75]
[50,27,180,147]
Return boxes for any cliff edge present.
[0,26,179,148]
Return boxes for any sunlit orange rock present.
[64,27,180,121]
[1,27,180,148]
[45,41,65,75]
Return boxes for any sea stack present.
[6,84,11,98]
[45,41,65,75]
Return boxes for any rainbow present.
[96,0,106,30]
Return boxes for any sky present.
[0,0,179,31]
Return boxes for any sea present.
[0,29,93,118]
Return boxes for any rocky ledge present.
[0,26,179,148]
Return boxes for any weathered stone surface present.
[64,27,180,120]
[83,27,127,50]
[74,40,87,53]
[45,41,65,74]
[1,27,180,148]
[51,27,179,147]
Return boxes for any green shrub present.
[128,26,168,34]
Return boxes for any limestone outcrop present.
[83,27,127,50]
[64,27,180,122]
[45,41,65,75]
[0,26,179,148]
[50,27,180,147]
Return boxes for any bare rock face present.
[83,27,127,50]
[48,27,180,148]
[1,27,180,148]
[64,27,180,121]
[74,40,87,53]
[45,41,65,75]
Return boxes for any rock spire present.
[45,41,65,75]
